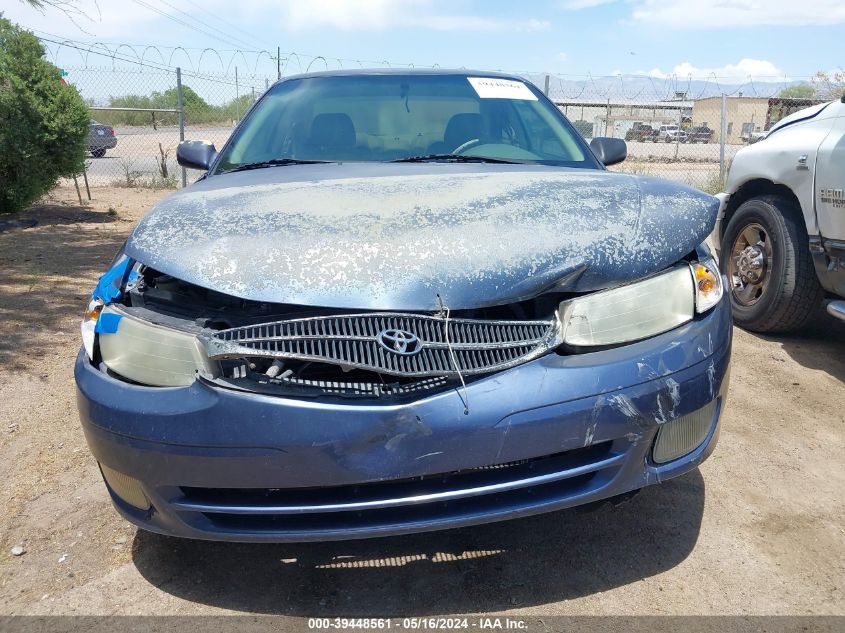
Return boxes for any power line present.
[151,0,260,52]
[179,0,273,51]
[128,0,254,51]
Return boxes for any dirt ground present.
[0,186,843,619]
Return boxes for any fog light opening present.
[652,400,717,464]
[99,463,151,510]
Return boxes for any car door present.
[815,102,845,241]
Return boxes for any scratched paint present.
[125,163,718,311]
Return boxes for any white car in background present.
[715,96,845,331]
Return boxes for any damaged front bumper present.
[75,296,731,542]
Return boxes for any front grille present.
[275,374,449,397]
[201,313,558,378]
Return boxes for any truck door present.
[816,102,845,240]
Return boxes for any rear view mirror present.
[177,140,218,171]
[589,137,627,166]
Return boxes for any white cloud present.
[629,0,845,28]
[277,0,549,32]
[559,0,617,9]
[557,52,569,62]
[3,0,549,39]
[637,58,786,80]
[559,0,845,26]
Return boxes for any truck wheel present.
[91,148,106,158]
[720,195,823,333]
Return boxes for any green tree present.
[97,84,215,126]
[0,17,89,213]
[778,83,816,99]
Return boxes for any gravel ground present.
[0,186,843,619]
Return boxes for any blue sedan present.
[76,70,730,541]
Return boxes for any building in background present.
[692,97,826,144]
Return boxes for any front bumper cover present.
[76,296,732,542]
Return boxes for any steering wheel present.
[452,138,482,155]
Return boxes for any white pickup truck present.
[715,96,845,332]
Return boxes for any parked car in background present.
[657,125,687,143]
[715,96,845,331]
[687,126,713,144]
[625,123,654,142]
[88,120,117,158]
[740,129,767,144]
[76,70,730,542]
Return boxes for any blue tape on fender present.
[95,312,123,334]
[92,257,137,303]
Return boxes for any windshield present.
[213,74,598,172]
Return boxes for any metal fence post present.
[544,74,550,96]
[235,66,240,123]
[719,93,728,184]
[176,67,186,188]
[674,104,681,160]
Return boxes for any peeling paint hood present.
[124,163,718,311]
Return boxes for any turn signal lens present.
[690,258,723,313]
[81,298,104,360]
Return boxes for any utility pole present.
[719,94,728,183]
[277,46,281,80]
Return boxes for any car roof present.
[272,68,529,84]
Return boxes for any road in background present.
[78,126,746,191]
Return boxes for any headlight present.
[81,255,136,361]
[97,306,216,387]
[558,265,696,347]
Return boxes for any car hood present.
[125,163,718,311]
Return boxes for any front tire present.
[720,196,823,333]
[91,148,106,158]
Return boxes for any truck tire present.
[720,195,823,333]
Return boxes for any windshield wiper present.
[390,153,524,164]
[222,158,333,174]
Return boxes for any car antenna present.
[437,294,469,415]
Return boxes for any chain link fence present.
[557,94,823,193]
[62,65,823,195]
[65,66,271,190]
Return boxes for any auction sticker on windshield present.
[467,77,538,100]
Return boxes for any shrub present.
[0,17,89,214]
[572,119,593,139]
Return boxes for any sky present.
[4,0,844,82]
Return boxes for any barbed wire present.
[37,34,831,102]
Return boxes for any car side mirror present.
[177,140,218,171]
[589,137,627,166]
